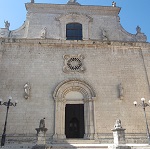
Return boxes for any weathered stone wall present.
[0,39,150,142]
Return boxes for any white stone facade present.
[0,1,150,148]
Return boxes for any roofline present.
[25,3,121,16]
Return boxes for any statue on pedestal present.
[35,118,48,146]
[4,21,10,30]
[109,120,131,149]
[67,0,80,5]
[39,118,45,129]
[136,26,141,34]
[135,25,147,42]
[114,119,122,129]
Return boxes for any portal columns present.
[53,97,66,140]
[84,97,97,140]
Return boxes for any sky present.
[0,0,149,42]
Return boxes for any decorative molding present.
[63,54,85,73]
[55,13,93,40]
[53,79,96,99]
[55,13,93,23]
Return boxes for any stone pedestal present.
[112,128,126,145]
[35,128,48,145]
[108,120,131,149]
[0,28,10,38]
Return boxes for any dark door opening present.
[65,104,84,138]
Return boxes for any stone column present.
[53,98,66,140]
[84,98,97,140]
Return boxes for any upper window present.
[66,23,82,40]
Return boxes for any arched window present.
[66,23,82,40]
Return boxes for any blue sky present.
[0,0,149,42]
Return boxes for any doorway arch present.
[53,79,97,140]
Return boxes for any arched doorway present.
[53,79,97,140]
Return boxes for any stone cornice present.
[0,38,150,49]
[25,3,121,16]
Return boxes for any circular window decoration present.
[67,57,82,70]
[63,54,85,73]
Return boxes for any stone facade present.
[0,0,150,148]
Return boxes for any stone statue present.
[4,21,10,29]
[67,0,80,5]
[40,27,47,39]
[135,25,147,42]
[68,0,76,2]
[114,119,122,129]
[118,83,123,100]
[24,83,30,99]
[102,29,108,41]
[31,0,34,3]
[112,1,116,7]
[39,118,45,128]
[136,25,141,34]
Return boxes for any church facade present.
[0,0,150,148]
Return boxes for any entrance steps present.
[1,143,150,149]
[50,139,109,149]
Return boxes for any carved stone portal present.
[53,79,97,140]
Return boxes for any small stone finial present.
[136,25,141,34]
[112,1,116,7]
[4,20,10,30]
[114,119,122,129]
[31,0,34,3]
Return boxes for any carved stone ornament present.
[101,29,108,41]
[40,27,47,39]
[118,83,123,100]
[114,119,122,129]
[67,0,81,5]
[24,83,30,99]
[135,25,147,42]
[63,54,85,73]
